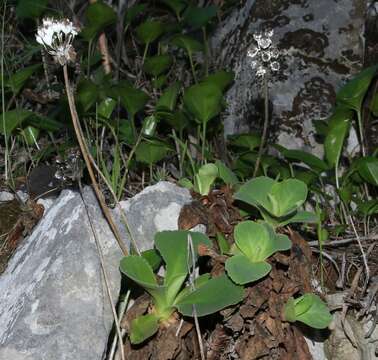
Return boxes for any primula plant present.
[120,230,244,344]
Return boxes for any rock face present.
[212,0,365,155]
[0,182,191,360]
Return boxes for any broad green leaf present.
[141,115,158,137]
[135,139,170,165]
[130,313,160,344]
[6,64,41,95]
[357,156,378,186]
[234,176,275,210]
[23,126,39,146]
[162,0,187,17]
[201,70,234,92]
[124,4,147,25]
[175,274,244,317]
[171,34,203,55]
[269,179,308,217]
[174,273,211,304]
[215,160,238,186]
[81,2,117,41]
[183,82,223,124]
[228,133,261,151]
[225,254,271,284]
[0,109,32,136]
[120,255,158,289]
[183,5,218,29]
[77,79,98,112]
[337,65,378,112]
[284,294,332,329]
[141,249,162,271]
[324,107,352,167]
[143,55,172,77]
[16,0,48,19]
[27,114,62,132]
[193,163,219,195]
[274,145,329,172]
[97,98,116,119]
[178,177,194,189]
[357,200,378,216]
[216,232,230,255]
[112,82,149,118]
[156,82,181,111]
[278,210,318,226]
[118,120,135,144]
[136,20,164,44]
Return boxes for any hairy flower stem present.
[63,64,129,256]
[253,76,269,177]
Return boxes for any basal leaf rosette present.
[225,221,291,285]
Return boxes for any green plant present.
[120,230,244,344]
[225,221,291,284]
[283,293,332,329]
[234,176,317,227]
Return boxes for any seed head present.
[36,18,78,66]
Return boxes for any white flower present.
[256,66,267,78]
[270,61,280,71]
[247,45,259,59]
[36,18,78,66]
[261,51,271,62]
[257,37,272,49]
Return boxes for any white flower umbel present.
[36,18,78,66]
[247,29,280,79]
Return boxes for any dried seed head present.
[36,18,78,66]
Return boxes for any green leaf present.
[234,177,308,218]
[118,120,135,145]
[130,313,160,344]
[171,34,203,55]
[27,114,62,132]
[193,163,219,195]
[274,145,329,172]
[135,139,170,165]
[228,133,261,151]
[97,97,116,119]
[112,82,149,119]
[16,0,48,19]
[141,115,158,137]
[136,20,164,44]
[357,200,378,216]
[357,156,378,186]
[6,64,41,95]
[201,70,234,92]
[216,232,230,255]
[336,65,378,112]
[269,179,308,217]
[143,55,172,77]
[23,126,39,146]
[81,2,117,41]
[284,294,332,329]
[183,5,218,29]
[0,109,33,136]
[124,4,147,25]
[279,210,318,226]
[215,160,238,186]
[155,230,211,303]
[225,254,271,284]
[141,249,162,271]
[183,82,223,124]
[77,79,98,112]
[175,274,244,317]
[161,0,187,17]
[120,255,159,289]
[324,107,352,167]
[156,82,181,111]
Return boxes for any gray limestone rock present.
[211,0,365,156]
[0,181,191,360]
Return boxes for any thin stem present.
[201,122,207,164]
[202,27,209,77]
[188,52,197,83]
[141,43,149,68]
[253,75,269,177]
[356,110,366,157]
[63,64,129,256]
[1,0,8,182]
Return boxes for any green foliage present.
[193,163,218,195]
[81,2,117,41]
[171,34,203,55]
[183,82,223,124]
[120,231,243,344]
[234,176,316,227]
[356,156,378,186]
[183,5,218,29]
[143,55,172,77]
[6,64,41,95]
[225,221,291,284]
[135,139,171,165]
[16,0,48,19]
[284,294,332,329]
[136,20,165,44]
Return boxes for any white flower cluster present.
[247,29,280,78]
[36,18,78,66]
